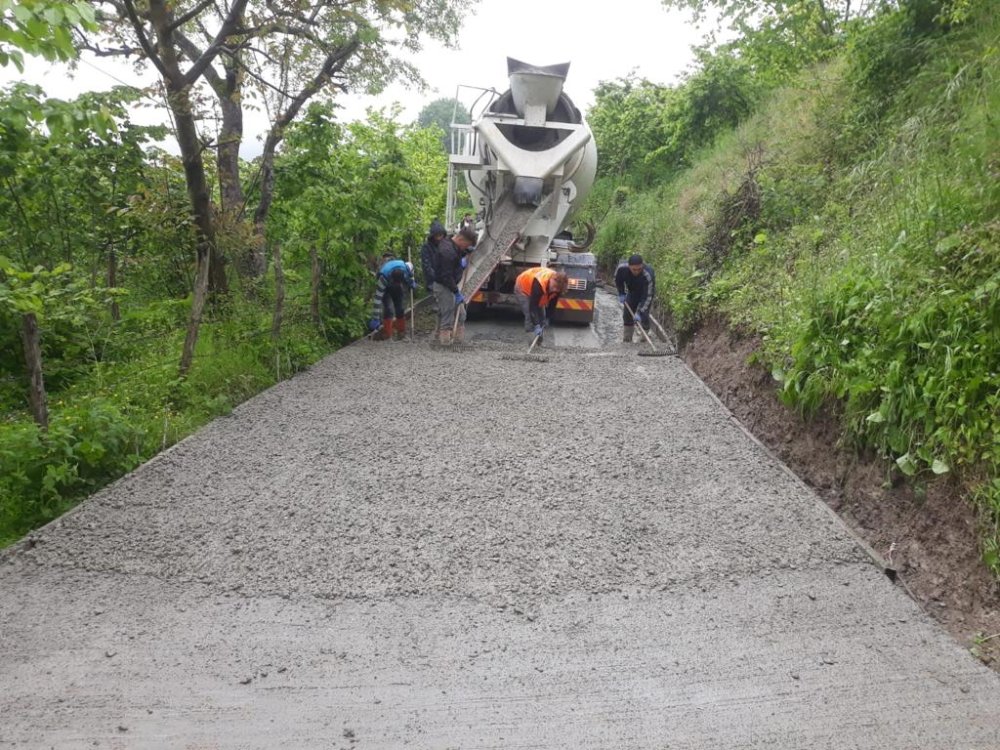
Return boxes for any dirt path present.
[2,300,998,748]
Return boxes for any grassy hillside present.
[588,3,999,570]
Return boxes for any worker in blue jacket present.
[614,253,655,343]
[370,258,416,340]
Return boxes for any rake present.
[623,301,670,357]
[501,333,549,363]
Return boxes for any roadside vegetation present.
[1,1,457,545]
[582,0,999,572]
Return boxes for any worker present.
[615,253,656,342]
[514,266,569,345]
[420,220,446,293]
[370,258,416,340]
[432,226,478,346]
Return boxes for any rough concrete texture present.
[2,296,999,748]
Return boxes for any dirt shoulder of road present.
[679,313,1000,670]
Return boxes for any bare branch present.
[181,0,251,87]
[240,60,297,99]
[245,44,283,68]
[77,40,141,57]
[121,0,172,80]
[273,38,359,131]
[167,0,215,33]
[175,30,222,89]
[240,21,328,48]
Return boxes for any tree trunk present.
[251,143,276,278]
[310,245,320,326]
[108,245,120,321]
[20,312,48,430]
[180,241,211,376]
[217,55,253,282]
[250,39,360,274]
[166,86,220,375]
[140,0,229,370]
[217,59,245,217]
[271,241,285,342]
[207,234,229,294]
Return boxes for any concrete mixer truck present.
[446,58,598,323]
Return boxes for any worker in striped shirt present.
[370,259,416,340]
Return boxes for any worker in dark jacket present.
[370,258,416,340]
[432,227,477,345]
[615,253,655,343]
[514,266,569,345]
[419,220,446,292]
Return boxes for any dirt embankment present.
[680,314,1000,669]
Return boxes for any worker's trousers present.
[381,285,405,319]
[433,283,466,331]
[514,289,541,331]
[622,293,651,329]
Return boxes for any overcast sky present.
[3,0,714,156]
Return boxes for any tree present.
[0,0,96,70]
[417,96,470,152]
[588,75,677,181]
[269,104,447,338]
[81,0,472,373]
[86,0,472,278]
[660,0,875,34]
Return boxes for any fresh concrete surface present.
[2,305,998,748]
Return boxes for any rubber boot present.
[623,326,634,343]
[454,325,465,344]
[438,330,452,347]
[395,318,407,341]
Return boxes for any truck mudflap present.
[553,295,594,323]
[469,291,595,323]
[467,250,597,323]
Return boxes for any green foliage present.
[589,47,763,186]
[270,104,447,337]
[0,293,336,545]
[0,397,143,543]
[0,89,448,546]
[589,75,678,181]
[587,0,1000,572]
[416,96,470,152]
[0,258,121,392]
[0,0,96,71]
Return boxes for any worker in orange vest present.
[514,266,569,344]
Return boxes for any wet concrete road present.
[2,296,998,748]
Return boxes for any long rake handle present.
[623,301,659,350]
[647,313,672,344]
[452,265,470,336]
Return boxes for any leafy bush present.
[0,398,146,543]
[582,0,1000,572]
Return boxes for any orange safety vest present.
[515,267,560,308]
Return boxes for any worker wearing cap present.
[514,266,569,345]
[370,258,416,340]
[614,253,656,343]
[432,227,478,346]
